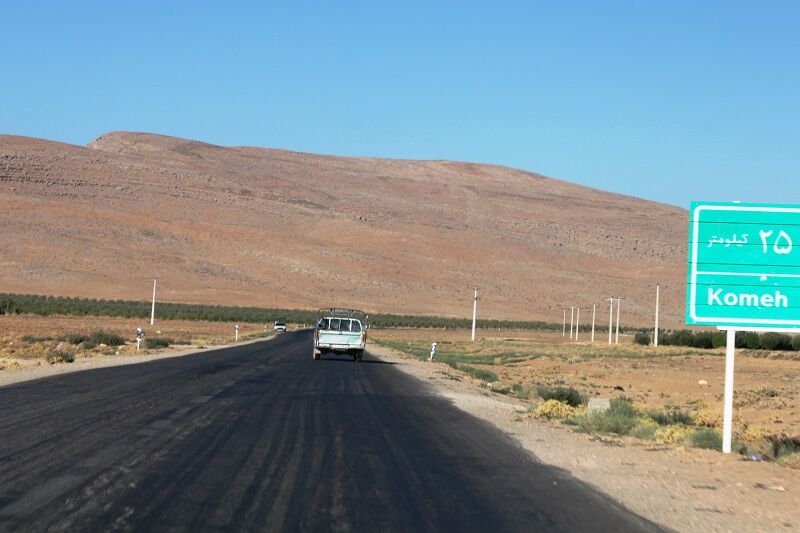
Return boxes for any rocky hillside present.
[0,131,687,325]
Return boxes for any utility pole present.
[575,307,580,341]
[591,304,596,343]
[607,298,613,344]
[615,297,621,344]
[570,306,574,340]
[150,278,157,326]
[471,287,478,342]
[562,309,566,337]
[654,284,660,347]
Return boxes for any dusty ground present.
[375,328,800,437]
[369,338,800,532]
[0,315,277,382]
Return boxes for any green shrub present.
[634,332,650,345]
[571,397,638,435]
[711,332,726,348]
[65,333,88,345]
[743,332,761,350]
[692,332,714,349]
[741,435,800,461]
[646,408,693,426]
[759,332,794,351]
[144,337,172,349]
[82,340,97,349]
[629,422,658,440]
[458,364,497,382]
[686,429,723,450]
[510,383,530,399]
[792,336,800,351]
[90,330,126,346]
[21,335,52,343]
[536,385,586,407]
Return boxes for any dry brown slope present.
[0,131,687,325]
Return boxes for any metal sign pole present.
[722,329,736,453]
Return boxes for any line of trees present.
[654,329,800,351]
[0,293,569,331]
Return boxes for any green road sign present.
[687,202,800,329]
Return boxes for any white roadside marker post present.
[235,324,239,342]
[607,298,613,345]
[471,287,478,342]
[150,278,157,326]
[591,304,596,343]
[562,309,566,337]
[569,306,574,340]
[723,329,736,453]
[429,342,437,361]
[575,307,580,341]
[136,327,142,351]
[615,298,621,344]
[654,284,660,347]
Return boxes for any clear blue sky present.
[2,1,798,207]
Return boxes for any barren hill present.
[0,131,687,326]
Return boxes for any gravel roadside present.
[0,336,273,388]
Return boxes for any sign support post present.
[722,329,736,453]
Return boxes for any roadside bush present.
[510,383,530,400]
[536,385,586,407]
[629,418,659,440]
[47,351,75,364]
[634,332,650,345]
[144,337,172,349]
[759,332,793,351]
[743,435,800,461]
[646,408,693,426]
[686,429,723,450]
[711,332,726,349]
[778,453,800,469]
[571,397,638,435]
[90,330,125,346]
[65,333,88,345]
[22,335,53,343]
[743,332,761,350]
[82,340,97,350]
[692,332,714,349]
[793,336,800,351]
[531,400,575,420]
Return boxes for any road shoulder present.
[0,336,274,388]
[369,344,800,532]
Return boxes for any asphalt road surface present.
[0,331,663,532]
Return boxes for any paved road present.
[0,331,662,532]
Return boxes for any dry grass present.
[373,328,800,452]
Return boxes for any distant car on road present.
[273,321,287,333]
[313,308,367,362]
